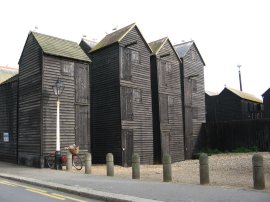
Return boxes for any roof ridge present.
[32,31,77,44]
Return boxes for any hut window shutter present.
[121,86,133,121]
[131,50,140,64]
[159,94,169,123]
[61,61,74,76]
[120,48,132,81]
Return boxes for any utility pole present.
[237,64,242,91]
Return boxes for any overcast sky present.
[0,0,269,98]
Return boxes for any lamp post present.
[237,64,242,91]
[52,78,64,170]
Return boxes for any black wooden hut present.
[18,32,91,167]
[174,41,206,159]
[205,91,219,122]
[0,75,18,163]
[262,88,270,118]
[213,87,263,121]
[149,37,184,163]
[90,23,153,166]
[79,38,97,58]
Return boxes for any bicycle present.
[46,145,83,170]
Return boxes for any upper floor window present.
[61,61,74,76]
[131,50,140,64]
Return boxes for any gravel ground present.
[74,152,270,192]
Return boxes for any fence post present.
[199,153,209,185]
[163,154,172,182]
[66,151,72,171]
[132,153,140,179]
[85,152,92,174]
[106,153,114,176]
[252,154,265,190]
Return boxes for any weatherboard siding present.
[0,79,18,163]
[91,44,122,164]
[182,44,206,155]
[119,27,153,164]
[151,40,184,162]
[18,33,42,167]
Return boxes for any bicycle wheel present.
[46,154,55,168]
[72,155,82,170]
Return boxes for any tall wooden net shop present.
[0,23,206,167]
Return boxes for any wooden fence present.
[200,119,270,151]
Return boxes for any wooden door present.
[120,86,133,121]
[184,78,193,159]
[120,48,132,81]
[122,129,133,167]
[75,63,90,150]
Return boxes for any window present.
[192,79,197,92]
[133,88,142,103]
[61,61,74,76]
[191,50,197,62]
[168,95,175,107]
[166,63,173,74]
[131,50,140,64]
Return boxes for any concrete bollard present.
[199,153,209,185]
[252,154,265,190]
[66,151,72,171]
[106,153,114,176]
[132,153,140,179]
[163,154,172,182]
[85,152,92,174]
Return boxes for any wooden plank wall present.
[200,119,270,151]
[183,44,206,154]
[120,27,153,164]
[42,55,90,155]
[18,33,42,167]
[0,79,18,163]
[91,44,122,164]
[264,94,270,118]
[151,40,184,163]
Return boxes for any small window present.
[168,95,175,107]
[159,61,167,87]
[192,79,197,92]
[133,88,142,103]
[131,50,140,64]
[166,63,173,74]
[61,61,74,76]
[191,50,197,62]
[192,107,198,119]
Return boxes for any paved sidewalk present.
[0,161,269,202]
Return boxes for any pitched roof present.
[262,88,270,98]
[30,32,91,62]
[80,38,97,49]
[149,37,168,54]
[91,23,136,52]
[205,91,219,96]
[174,41,205,65]
[0,74,18,85]
[225,87,262,103]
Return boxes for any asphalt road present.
[0,178,101,202]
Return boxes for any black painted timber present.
[0,75,18,163]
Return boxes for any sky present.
[0,0,269,98]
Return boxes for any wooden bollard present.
[199,153,209,185]
[66,151,72,171]
[163,154,172,182]
[85,153,92,174]
[106,153,114,176]
[132,153,140,179]
[252,154,265,190]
